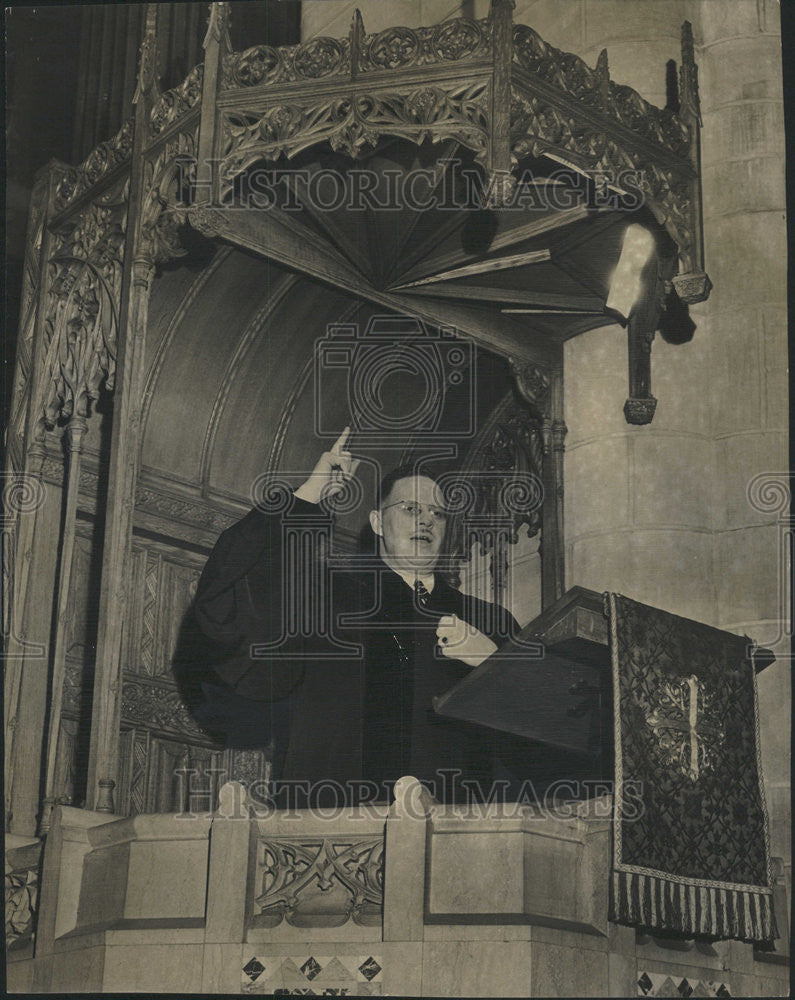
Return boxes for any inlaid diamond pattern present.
[241,955,383,995]
[637,972,732,998]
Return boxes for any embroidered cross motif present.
[646,675,724,781]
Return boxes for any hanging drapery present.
[606,593,777,945]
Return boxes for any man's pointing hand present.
[294,426,361,504]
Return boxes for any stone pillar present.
[556,0,789,876]
[562,0,716,628]
[693,0,789,862]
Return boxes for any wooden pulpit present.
[433,586,774,783]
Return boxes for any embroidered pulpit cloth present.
[607,593,776,944]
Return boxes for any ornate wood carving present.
[56,529,271,817]
[85,3,176,814]
[120,677,211,741]
[448,390,546,603]
[149,64,204,137]
[253,836,384,929]
[134,484,239,531]
[209,3,706,290]
[623,249,677,426]
[219,80,490,187]
[39,452,243,533]
[133,3,161,107]
[39,194,126,431]
[53,119,135,214]
[510,360,566,603]
[140,129,197,266]
[224,16,491,90]
[203,0,231,50]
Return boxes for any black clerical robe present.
[192,497,518,800]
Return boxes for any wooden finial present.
[596,48,610,109]
[350,9,365,80]
[204,1,231,51]
[133,4,161,106]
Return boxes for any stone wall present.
[556,0,789,864]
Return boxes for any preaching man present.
[192,428,519,804]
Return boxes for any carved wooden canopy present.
[33,0,709,440]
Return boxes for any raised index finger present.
[330,426,351,455]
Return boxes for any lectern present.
[434,586,774,786]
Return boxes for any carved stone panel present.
[252,836,385,929]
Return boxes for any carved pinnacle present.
[133,5,161,106]
[204,1,232,50]
[596,49,610,110]
[350,9,365,80]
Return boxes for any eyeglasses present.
[381,500,449,522]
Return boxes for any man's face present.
[369,475,447,572]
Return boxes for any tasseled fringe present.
[610,870,778,946]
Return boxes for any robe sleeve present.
[193,497,331,703]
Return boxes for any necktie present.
[414,579,431,607]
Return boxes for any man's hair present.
[378,465,440,508]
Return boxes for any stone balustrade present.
[6,778,789,995]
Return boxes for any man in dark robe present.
[192,429,519,804]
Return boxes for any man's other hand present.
[436,614,498,668]
[294,426,360,504]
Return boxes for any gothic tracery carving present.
[53,119,135,213]
[139,129,197,265]
[254,837,384,928]
[223,17,491,90]
[149,64,204,136]
[219,81,490,187]
[39,197,127,430]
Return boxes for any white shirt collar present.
[394,569,435,594]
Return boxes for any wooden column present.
[195,2,231,208]
[38,415,88,835]
[486,0,516,206]
[84,5,161,813]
